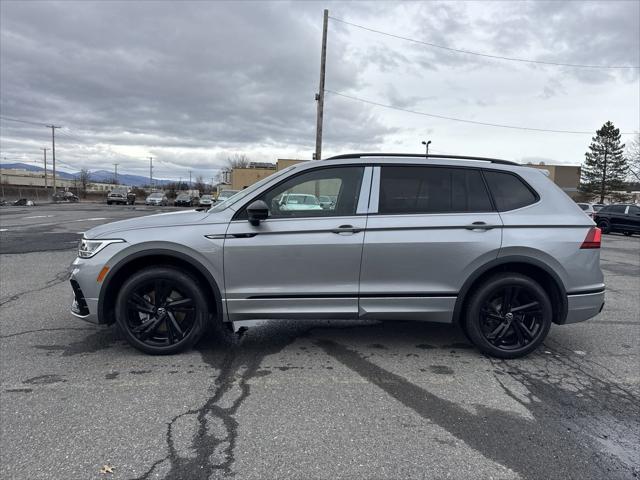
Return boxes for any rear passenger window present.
[379,166,493,214]
[483,171,537,211]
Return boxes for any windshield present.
[208,166,297,212]
[578,204,589,211]
[149,193,163,198]
[201,195,212,200]
[177,194,190,200]
[111,187,128,194]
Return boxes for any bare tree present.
[193,175,207,193]
[626,133,640,181]
[225,153,250,169]
[79,168,91,198]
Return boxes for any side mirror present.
[247,200,269,226]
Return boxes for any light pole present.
[421,140,431,157]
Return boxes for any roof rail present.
[325,152,519,166]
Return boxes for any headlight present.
[78,238,125,258]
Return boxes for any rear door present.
[608,205,628,229]
[358,165,502,322]
[223,165,370,321]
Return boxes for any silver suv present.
[69,154,604,358]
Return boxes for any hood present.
[85,209,222,238]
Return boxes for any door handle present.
[464,221,495,231]
[331,224,362,234]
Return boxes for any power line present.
[0,116,49,127]
[325,89,638,135]
[329,16,640,70]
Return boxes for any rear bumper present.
[564,290,605,324]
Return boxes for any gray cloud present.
[0,0,638,178]
[0,1,392,176]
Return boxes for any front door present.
[223,165,369,321]
[358,165,503,322]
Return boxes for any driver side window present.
[241,166,364,219]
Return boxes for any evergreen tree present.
[580,121,627,203]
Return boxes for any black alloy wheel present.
[465,273,552,358]
[597,219,611,234]
[115,267,208,354]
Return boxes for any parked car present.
[70,153,604,358]
[278,193,323,211]
[175,193,199,207]
[198,194,214,208]
[107,187,135,205]
[13,198,35,206]
[318,195,336,210]
[53,191,79,203]
[594,204,640,236]
[145,192,168,206]
[576,202,596,218]
[215,190,239,203]
[592,204,605,212]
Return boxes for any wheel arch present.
[98,249,224,326]
[453,255,568,327]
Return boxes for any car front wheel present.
[115,267,208,354]
[464,273,552,359]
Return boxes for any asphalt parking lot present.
[1,204,638,480]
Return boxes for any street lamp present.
[421,140,431,157]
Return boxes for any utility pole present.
[189,170,192,188]
[149,157,153,190]
[113,163,119,184]
[47,125,61,194]
[314,9,329,161]
[41,148,49,189]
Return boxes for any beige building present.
[526,163,581,198]
[0,168,76,188]
[228,158,307,190]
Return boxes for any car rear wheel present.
[597,219,611,234]
[464,273,552,359]
[115,267,208,354]
[623,231,633,236]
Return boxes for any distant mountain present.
[0,162,174,186]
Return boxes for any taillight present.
[580,227,601,249]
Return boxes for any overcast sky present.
[1,0,638,180]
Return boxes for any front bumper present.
[68,245,127,324]
[564,290,605,324]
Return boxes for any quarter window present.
[241,166,364,219]
[483,171,537,211]
[378,166,493,214]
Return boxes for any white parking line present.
[25,215,54,219]
[0,228,7,232]
[73,217,108,222]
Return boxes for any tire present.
[597,219,611,234]
[107,201,112,205]
[464,273,553,359]
[115,267,209,355]
[623,231,632,236]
